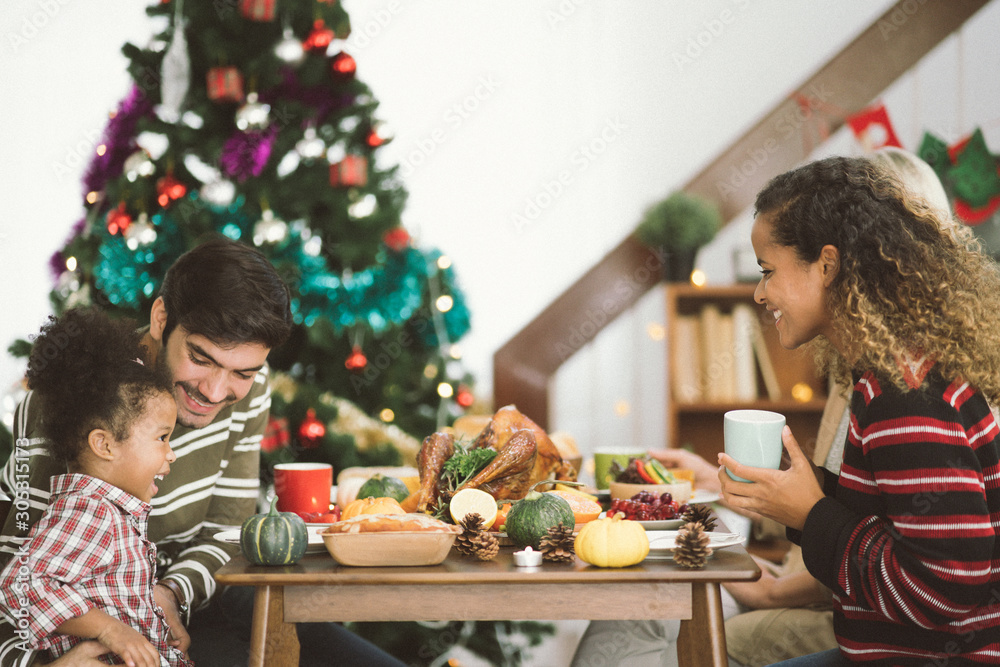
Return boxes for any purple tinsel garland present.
[48,217,88,279]
[220,127,277,182]
[82,84,155,197]
[50,85,155,280]
[261,67,356,125]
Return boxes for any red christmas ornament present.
[156,173,188,208]
[456,385,475,409]
[330,51,357,79]
[239,0,276,21]
[106,202,132,236]
[382,227,410,252]
[329,155,368,187]
[366,121,393,148]
[261,416,290,453]
[206,66,244,102]
[297,409,326,448]
[345,345,368,371]
[303,19,335,51]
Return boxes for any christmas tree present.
[3,0,478,478]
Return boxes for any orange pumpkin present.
[341,496,406,520]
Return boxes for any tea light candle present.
[513,546,543,567]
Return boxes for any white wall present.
[3,0,998,452]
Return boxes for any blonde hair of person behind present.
[871,146,952,218]
[754,155,1000,405]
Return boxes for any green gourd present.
[503,481,576,549]
[356,474,410,503]
[240,496,308,566]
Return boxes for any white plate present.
[213,527,327,555]
[639,519,685,530]
[643,530,745,559]
[688,489,721,505]
[598,511,684,531]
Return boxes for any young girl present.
[719,156,1000,665]
[0,308,191,667]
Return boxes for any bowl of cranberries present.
[606,490,690,529]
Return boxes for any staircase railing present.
[493,0,992,429]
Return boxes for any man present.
[0,238,405,667]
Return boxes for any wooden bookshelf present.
[665,284,827,463]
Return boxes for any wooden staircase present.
[493,0,992,429]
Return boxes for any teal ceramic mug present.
[723,409,785,482]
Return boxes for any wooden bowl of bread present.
[321,513,462,567]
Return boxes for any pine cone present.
[455,512,499,561]
[539,522,575,563]
[681,504,717,532]
[672,521,713,569]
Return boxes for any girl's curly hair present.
[755,155,1000,404]
[25,308,173,467]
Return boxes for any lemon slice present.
[449,488,498,526]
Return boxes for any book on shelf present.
[699,304,731,402]
[748,307,782,400]
[731,304,758,402]
[670,302,782,404]
[671,314,703,403]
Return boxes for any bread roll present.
[549,431,579,458]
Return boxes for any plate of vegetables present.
[607,456,693,504]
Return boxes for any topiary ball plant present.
[635,191,722,281]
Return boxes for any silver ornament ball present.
[236,93,271,131]
[253,210,289,246]
[295,126,326,160]
[274,27,305,65]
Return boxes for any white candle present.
[513,545,543,567]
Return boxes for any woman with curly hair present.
[719,155,1000,666]
[0,308,189,667]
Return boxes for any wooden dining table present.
[214,534,760,667]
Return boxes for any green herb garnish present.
[440,443,498,491]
